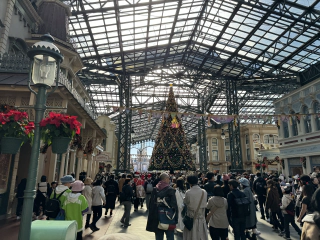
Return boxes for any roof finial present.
[169,83,173,87]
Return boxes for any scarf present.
[156,181,169,191]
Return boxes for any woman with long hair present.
[175,177,186,232]
[297,184,315,223]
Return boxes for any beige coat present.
[82,185,92,214]
[302,213,320,240]
[183,186,208,240]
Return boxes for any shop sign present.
[95,153,109,162]
[280,144,320,157]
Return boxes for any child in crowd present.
[62,180,88,240]
[280,185,301,240]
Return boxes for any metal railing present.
[0,53,97,119]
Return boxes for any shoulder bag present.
[183,190,204,231]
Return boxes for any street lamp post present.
[18,34,63,240]
[257,152,263,173]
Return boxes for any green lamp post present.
[18,34,63,240]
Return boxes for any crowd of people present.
[14,167,320,240]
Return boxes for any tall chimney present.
[37,0,71,42]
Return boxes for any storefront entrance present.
[290,166,303,176]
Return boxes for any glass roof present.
[64,0,320,142]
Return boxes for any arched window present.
[313,102,320,131]
[283,120,289,138]
[263,135,269,144]
[211,138,218,147]
[273,135,279,144]
[290,111,298,136]
[302,105,312,133]
[253,134,260,143]
[245,134,249,144]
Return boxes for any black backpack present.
[45,189,67,218]
[232,192,251,217]
[119,192,126,203]
[107,184,116,195]
[285,199,295,216]
[255,181,266,195]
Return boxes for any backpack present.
[285,198,295,216]
[146,181,153,193]
[119,192,126,203]
[107,184,116,195]
[232,192,251,217]
[255,181,266,195]
[45,189,67,218]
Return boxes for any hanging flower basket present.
[1,137,23,154]
[255,163,261,170]
[262,163,267,170]
[0,109,34,154]
[40,112,82,154]
[51,137,72,154]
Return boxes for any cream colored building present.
[205,124,280,173]
[274,77,320,177]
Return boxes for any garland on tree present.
[149,85,195,171]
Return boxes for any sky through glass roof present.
[63,0,320,142]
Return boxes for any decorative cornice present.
[17,0,44,27]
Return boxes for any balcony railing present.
[0,53,96,119]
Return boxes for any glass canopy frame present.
[64,0,320,142]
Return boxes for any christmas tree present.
[149,85,195,171]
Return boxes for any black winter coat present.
[146,186,178,233]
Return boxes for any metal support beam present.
[198,95,207,171]
[226,80,243,171]
[116,75,132,171]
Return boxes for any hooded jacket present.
[92,185,106,206]
[301,212,320,240]
[50,185,71,208]
[206,196,228,228]
[146,181,178,233]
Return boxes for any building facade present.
[205,124,280,173]
[274,78,320,177]
[0,0,116,220]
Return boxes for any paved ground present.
[0,202,301,240]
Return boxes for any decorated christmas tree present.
[149,85,195,171]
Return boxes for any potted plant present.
[0,110,34,154]
[255,163,261,170]
[40,112,81,154]
[262,163,267,170]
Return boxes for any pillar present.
[58,153,67,183]
[48,152,57,182]
[283,158,290,177]
[309,108,317,133]
[69,151,77,174]
[87,154,93,178]
[305,156,312,175]
[288,120,293,138]
[0,0,15,54]
[76,150,83,180]
[64,151,70,176]
[91,158,96,179]
[37,153,45,182]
